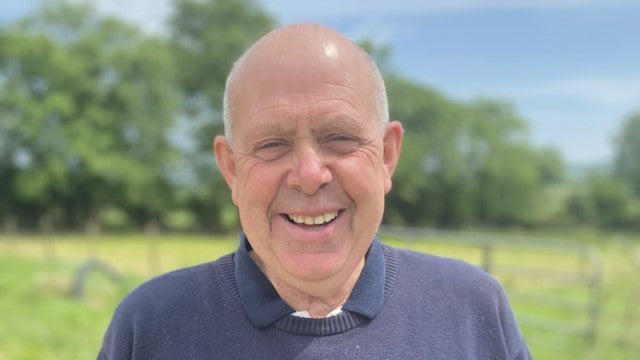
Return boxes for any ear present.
[382,121,403,194]
[213,135,239,205]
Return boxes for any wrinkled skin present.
[214,24,402,315]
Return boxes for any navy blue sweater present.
[99,241,530,359]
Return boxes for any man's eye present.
[255,141,290,160]
[259,141,284,149]
[329,135,355,142]
[325,134,359,153]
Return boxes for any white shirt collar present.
[291,306,343,318]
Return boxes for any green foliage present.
[171,0,275,110]
[168,0,275,231]
[614,113,640,195]
[585,172,639,229]
[1,1,637,232]
[0,1,179,230]
[100,206,131,231]
[163,208,197,231]
[385,74,564,228]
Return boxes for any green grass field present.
[0,232,638,359]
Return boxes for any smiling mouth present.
[286,211,339,226]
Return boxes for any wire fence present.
[1,229,638,353]
[378,226,638,349]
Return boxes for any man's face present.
[216,37,401,286]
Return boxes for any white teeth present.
[288,211,338,225]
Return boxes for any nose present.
[287,146,332,195]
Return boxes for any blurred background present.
[0,0,638,359]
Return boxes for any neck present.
[249,251,365,318]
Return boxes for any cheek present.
[236,162,283,214]
[336,154,386,202]
[354,148,386,185]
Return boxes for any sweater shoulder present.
[387,245,503,297]
[100,254,238,358]
[392,246,492,278]
[116,253,234,316]
[381,246,530,359]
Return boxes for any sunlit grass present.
[0,232,638,359]
[0,254,134,359]
[1,233,239,278]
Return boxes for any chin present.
[283,253,347,281]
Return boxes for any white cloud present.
[445,74,640,107]
[341,21,395,45]
[86,0,172,34]
[529,75,640,105]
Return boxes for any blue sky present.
[2,0,639,166]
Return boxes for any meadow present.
[0,231,638,359]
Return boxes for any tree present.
[466,99,553,226]
[169,0,275,231]
[586,172,637,229]
[614,112,640,196]
[0,2,179,231]
[383,73,564,228]
[384,73,470,226]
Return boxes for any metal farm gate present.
[378,226,604,343]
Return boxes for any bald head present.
[222,24,388,141]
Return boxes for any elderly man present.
[99,24,531,359]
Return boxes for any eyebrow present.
[312,116,365,135]
[246,119,294,140]
[242,98,368,139]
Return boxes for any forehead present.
[236,89,375,140]
[235,54,367,106]
[228,31,379,137]
[232,69,377,140]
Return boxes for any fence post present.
[618,245,640,347]
[481,243,493,273]
[585,248,603,344]
[146,220,161,277]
